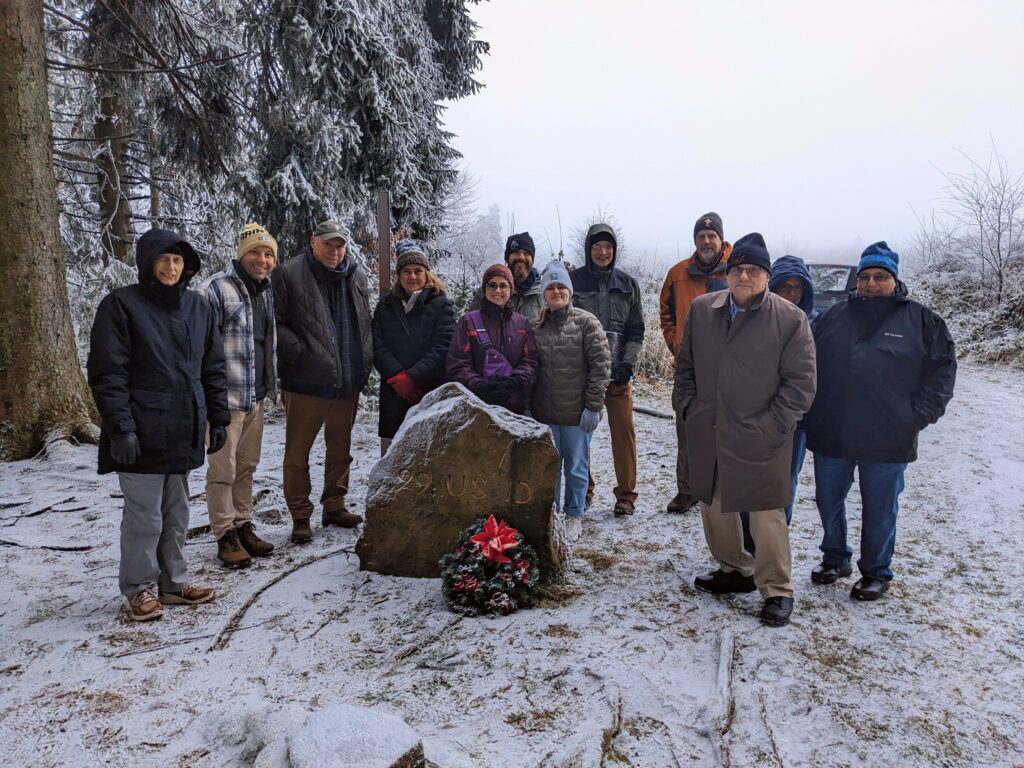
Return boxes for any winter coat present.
[197,259,278,412]
[570,224,645,367]
[372,285,456,438]
[659,243,733,357]
[272,251,372,398]
[769,255,820,321]
[531,305,611,426]
[446,299,539,414]
[468,267,545,323]
[675,290,816,513]
[803,284,956,463]
[88,229,230,475]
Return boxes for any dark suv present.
[807,263,857,314]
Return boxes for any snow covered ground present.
[1,364,1022,767]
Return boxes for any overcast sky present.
[441,0,1024,267]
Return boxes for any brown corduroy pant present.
[587,381,638,507]
[282,391,359,519]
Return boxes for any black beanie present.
[727,232,771,274]
[505,232,535,261]
[590,232,615,247]
[694,212,724,242]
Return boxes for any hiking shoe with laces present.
[217,529,252,569]
[237,522,274,557]
[291,517,313,544]
[125,588,162,622]
[159,585,216,605]
[323,507,363,528]
[666,493,697,513]
[760,596,794,627]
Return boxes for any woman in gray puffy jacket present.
[531,264,611,541]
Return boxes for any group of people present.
[86,211,956,628]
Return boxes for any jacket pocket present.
[129,389,170,454]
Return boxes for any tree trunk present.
[95,89,134,264]
[0,0,99,460]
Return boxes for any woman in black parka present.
[371,241,455,454]
[87,228,230,622]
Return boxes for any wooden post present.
[377,186,390,296]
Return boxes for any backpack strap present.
[469,310,495,349]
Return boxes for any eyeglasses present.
[591,243,614,252]
[485,282,511,292]
[856,272,894,284]
[730,265,764,278]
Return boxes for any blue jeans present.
[549,424,592,518]
[814,454,907,580]
[741,429,808,551]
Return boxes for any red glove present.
[387,371,423,403]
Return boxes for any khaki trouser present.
[206,403,265,540]
[699,481,794,599]
[282,391,358,519]
[587,381,638,507]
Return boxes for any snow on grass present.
[0,364,1022,766]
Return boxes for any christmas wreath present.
[439,515,540,616]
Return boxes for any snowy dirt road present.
[0,364,1022,767]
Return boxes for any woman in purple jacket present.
[446,264,539,414]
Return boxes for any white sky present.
[441,0,1024,267]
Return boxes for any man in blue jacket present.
[803,242,956,600]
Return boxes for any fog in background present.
[442,0,1024,268]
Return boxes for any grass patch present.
[575,548,619,571]
[505,708,558,733]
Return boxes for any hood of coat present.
[769,255,815,316]
[135,228,201,289]
[584,223,618,271]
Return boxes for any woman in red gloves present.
[371,241,456,455]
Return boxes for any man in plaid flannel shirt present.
[198,223,279,568]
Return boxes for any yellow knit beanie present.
[236,223,278,261]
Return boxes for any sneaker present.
[125,588,163,622]
[810,560,853,585]
[565,517,583,543]
[760,596,794,626]
[694,569,757,594]
[217,529,252,569]
[291,517,313,544]
[666,493,697,513]
[851,577,889,601]
[323,507,363,528]
[159,585,215,606]
[613,501,635,517]
[237,522,274,557]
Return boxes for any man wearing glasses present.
[570,223,645,517]
[803,242,956,601]
[676,233,816,626]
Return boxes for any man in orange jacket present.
[660,212,732,513]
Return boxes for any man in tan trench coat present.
[675,233,816,626]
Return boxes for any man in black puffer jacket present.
[272,219,373,544]
[88,228,230,621]
[803,242,956,601]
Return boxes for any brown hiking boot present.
[217,529,252,569]
[323,507,363,528]
[237,522,274,557]
[159,585,216,605]
[291,517,313,544]
[125,588,162,622]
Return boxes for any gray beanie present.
[541,263,573,297]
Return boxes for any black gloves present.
[110,432,140,465]
[208,425,228,455]
[612,362,634,386]
[475,378,516,405]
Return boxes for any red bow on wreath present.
[470,515,520,564]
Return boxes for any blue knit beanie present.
[727,232,771,274]
[858,241,899,277]
[541,263,574,297]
